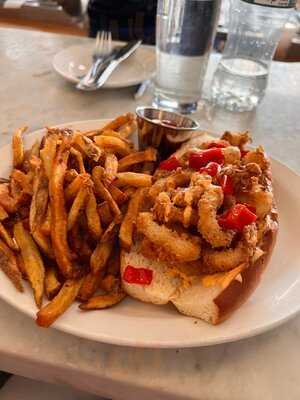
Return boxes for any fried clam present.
[171,173,212,207]
[201,223,258,273]
[219,163,262,192]
[148,169,192,203]
[198,185,235,248]
[137,212,201,262]
[237,177,273,219]
[222,146,241,165]
[221,131,251,148]
[152,192,198,228]
[242,146,270,171]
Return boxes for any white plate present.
[0,119,299,348]
[53,43,155,88]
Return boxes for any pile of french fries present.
[0,113,157,327]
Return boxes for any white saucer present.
[52,42,155,88]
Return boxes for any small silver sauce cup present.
[136,107,200,159]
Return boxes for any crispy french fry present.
[79,291,126,310]
[101,220,119,243]
[84,114,134,138]
[106,247,120,277]
[12,126,27,168]
[115,172,152,188]
[118,147,157,172]
[100,130,128,140]
[36,277,83,327]
[97,201,113,226]
[64,173,90,202]
[32,229,54,259]
[102,113,134,132]
[64,169,78,184]
[40,134,58,179]
[0,184,16,213]
[77,270,104,302]
[9,177,22,201]
[90,240,113,274]
[67,186,89,231]
[0,238,23,292]
[122,187,136,198]
[85,189,102,239]
[45,265,62,300]
[119,188,145,250]
[16,252,27,279]
[70,147,85,174]
[94,135,131,157]
[10,169,33,195]
[72,132,104,162]
[9,177,30,207]
[117,120,137,138]
[29,168,48,233]
[22,140,41,174]
[0,205,8,221]
[30,140,41,158]
[109,184,128,205]
[92,166,121,216]
[100,274,120,292]
[69,222,82,254]
[40,205,51,236]
[23,140,40,172]
[0,222,19,251]
[80,240,93,261]
[142,161,155,175]
[104,153,118,185]
[14,221,45,306]
[49,143,75,278]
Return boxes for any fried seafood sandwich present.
[121,131,278,324]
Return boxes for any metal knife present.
[77,40,142,91]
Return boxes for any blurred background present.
[0,0,299,61]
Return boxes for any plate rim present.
[0,119,299,348]
[52,43,155,88]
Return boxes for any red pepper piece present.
[220,175,234,195]
[123,265,153,285]
[218,204,257,232]
[206,141,229,149]
[199,162,221,177]
[241,150,249,158]
[188,148,224,170]
[243,204,256,214]
[159,156,181,171]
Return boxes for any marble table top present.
[0,27,300,400]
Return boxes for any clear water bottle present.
[211,0,295,112]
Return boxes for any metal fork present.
[77,31,112,90]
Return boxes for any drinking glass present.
[153,0,221,114]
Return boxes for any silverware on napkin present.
[77,40,142,91]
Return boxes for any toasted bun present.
[121,246,180,305]
[121,219,277,324]
[173,221,277,324]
